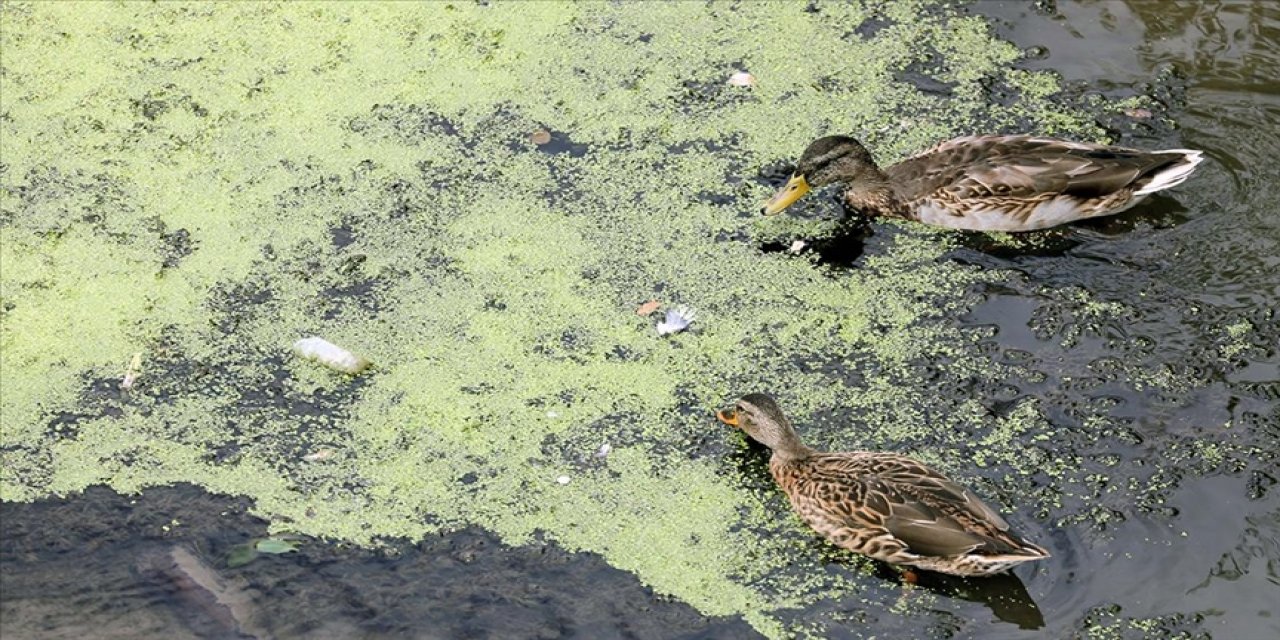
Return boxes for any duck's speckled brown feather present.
[886,135,1191,218]
[772,452,1043,563]
[720,394,1050,576]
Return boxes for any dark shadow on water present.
[872,563,1046,630]
[758,216,871,271]
[0,484,759,640]
[534,129,590,157]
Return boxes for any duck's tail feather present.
[1133,149,1205,196]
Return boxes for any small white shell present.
[727,71,755,87]
[789,239,807,254]
[556,475,571,485]
[292,337,370,374]
[657,306,697,336]
[595,443,612,458]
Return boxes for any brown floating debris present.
[727,70,755,87]
[530,129,552,145]
[1124,107,1153,119]
[635,300,662,316]
[292,337,370,374]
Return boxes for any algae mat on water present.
[0,1,1150,635]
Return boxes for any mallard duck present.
[716,393,1049,576]
[761,135,1204,231]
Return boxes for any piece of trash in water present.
[556,475,571,485]
[546,410,559,419]
[635,300,661,316]
[302,449,333,462]
[120,352,143,391]
[789,239,807,254]
[728,70,755,87]
[657,306,696,336]
[292,336,370,374]
[1123,107,1153,119]
[595,443,612,458]
[530,129,552,145]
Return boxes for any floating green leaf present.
[225,543,259,568]
[255,538,300,555]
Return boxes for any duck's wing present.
[793,453,1034,558]
[873,481,1003,557]
[887,135,1191,206]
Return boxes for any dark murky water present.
[3,1,1279,638]
[1,484,754,639]
[955,1,1280,638]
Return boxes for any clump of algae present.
[0,1,1200,636]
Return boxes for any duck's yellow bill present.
[761,174,810,215]
[716,409,739,427]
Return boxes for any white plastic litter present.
[292,337,371,374]
[656,306,697,336]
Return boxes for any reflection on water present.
[0,485,758,639]
[872,563,1047,630]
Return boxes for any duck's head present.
[761,135,880,215]
[716,393,813,459]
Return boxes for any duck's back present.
[881,135,1202,231]
[771,451,1048,568]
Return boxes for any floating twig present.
[302,449,334,462]
[120,352,143,391]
